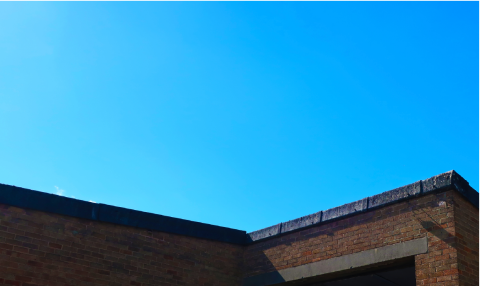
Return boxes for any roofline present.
[0,170,477,245]
[247,170,478,243]
[0,183,247,245]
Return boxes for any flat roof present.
[0,170,477,245]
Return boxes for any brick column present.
[414,191,460,286]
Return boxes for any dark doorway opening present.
[245,255,417,286]
[307,264,416,286]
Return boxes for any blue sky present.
[0,2,478,232]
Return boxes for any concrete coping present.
[246,170,478,243]
[0,170,477,245]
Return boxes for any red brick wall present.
[454,192,479,286]
[243,190,462,286]
[0,204,244,286]
[413,191,458,286]
[0,189,476,286]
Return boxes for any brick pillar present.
[454,192,479,286]
[414,191,459,286]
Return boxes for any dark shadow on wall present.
[406,196,457,248]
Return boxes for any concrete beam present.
[242,237,428,286]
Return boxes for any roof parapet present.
[0,170,476,245]
[246,170,478,243]
[0,183,247,245]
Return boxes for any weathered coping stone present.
[247,224,282,243]
[322,198,368,222]
[369,181,421,209]
[0,170,477,245]
[247,170,478,243]
[281,211,322,234]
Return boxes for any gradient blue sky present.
[1,2,478,232]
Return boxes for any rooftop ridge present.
[246,170,478,243]
[0,170,477,245]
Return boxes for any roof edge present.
[246,170,478,243]
[0,171,476,245]
[0,183,247,245]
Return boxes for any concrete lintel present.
[242,237,428,286]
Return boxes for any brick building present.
[0,170,477,286]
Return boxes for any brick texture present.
[0,204,243,286]
[413,192,457,286]
[243,190,463,286]
[453,192,479,286]
[0,189,477,286]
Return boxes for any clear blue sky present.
[1,2,478,232]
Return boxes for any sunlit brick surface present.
[244,190,477,286]
[0,189,477,286]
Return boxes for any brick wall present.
[0,189,476,286]
[243,190,462,286]
[454,192,479,286]
[0,204,244,286]
[413,191,457,286]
